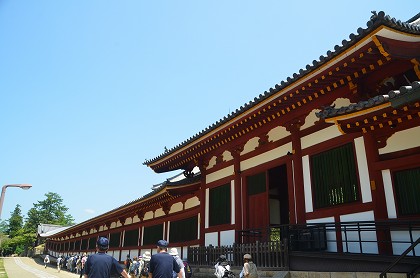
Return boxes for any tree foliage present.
[0,192,74,256]
[8,204,23,237]
[24,192,75,233]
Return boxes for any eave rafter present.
[150,41,394,173]
[328,102,420,135]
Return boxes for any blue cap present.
[157,239,168,248]
[97,237,109,249]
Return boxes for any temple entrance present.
[244,164,289,243]
[268,164,289,226]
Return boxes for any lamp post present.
[0,184,32,219]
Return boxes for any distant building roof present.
[37,223,72,238]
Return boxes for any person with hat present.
[241,254,258,278]
[169,248,185,278]
[214,255,231,278]
[83,237,129,278]
[140,251,151,278]
[149,240,181,278]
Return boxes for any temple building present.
[41,11,420,266]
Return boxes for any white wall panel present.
[354,136,372,203]
[206,166,234,184]
[205,232,218,246]
[301,126,341,149]
[382,169,397,219]
[302,155,313,213]
[220,230,235,246]
[241,142,292,171]
[379,126,420,154]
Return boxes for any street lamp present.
[0,184,32,219]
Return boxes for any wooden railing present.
[187,240,288,269]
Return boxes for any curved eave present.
[144,12,420,173]
[323,81,420,134]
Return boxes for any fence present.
[188,240,288,269]
[237,220,420,256]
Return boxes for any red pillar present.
[363,133,391,255]
[199,164,207,246]
[231,146,244,243]
[286,122,306,224]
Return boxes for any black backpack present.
[141,261,150,277]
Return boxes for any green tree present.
[8,204,23,238]
[25,192,75,233]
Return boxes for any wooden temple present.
[41,11,420,263]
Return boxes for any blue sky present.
[0,1,417,224]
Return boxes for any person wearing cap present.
[83,237,129,278]
[214,255,230,278]
[169,248,185,278]
[149,240,181,278]
[241,254,258,278]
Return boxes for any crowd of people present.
[43,237,259,278]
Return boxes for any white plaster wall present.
[301,126,342,149]
[132,215,140,223]
[231,181,235,225]
[198,213,201,240]
[382,169,397,219]
[241,142,292,171]
[354,136,372,203]
[113,250,121,261]
[185,196,200,209]
[307,217,337,252]
[379,126,420,154]
[242,137,260,155]
[125,218,133,225]
[220,230,235,246]
[301,109,321,130]
[129,249,139,257]
[170,202,183,214]
[144,211,153,220]
[223,150,233,162]
[302,155,313,213]
[391,230,420,256]
[340,211,377,254]
[207,156,217,170]
[267,126,289,142]
[155,208,165,218]
[205,189,209,228]
[205,232,218,246]
[206,165,234,184]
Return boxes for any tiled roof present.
[49,173,201,237]
[316,81,420,119]
[144,11,420,166]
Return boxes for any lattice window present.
[394,167,420,216]
[169,216,198,243]
[143,224,163,246]
[311,143,359,209]
[209,183,231,226]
